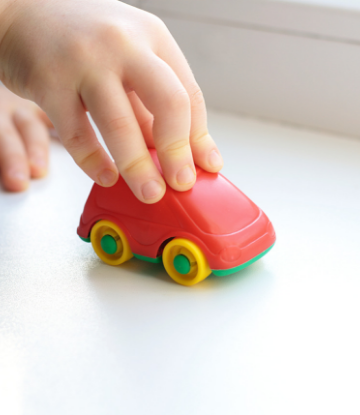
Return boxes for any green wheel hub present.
[173,254,191,274]
[101,234,118,255]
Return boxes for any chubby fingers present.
[127,56,196,191]
[13,108,49,178]
[0,114,30,191]
[44,94,119,189]
[81,74,166,204]
[127,91,155,149]
[35,107,54,130]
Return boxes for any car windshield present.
[175,173,259,235]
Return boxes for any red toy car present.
[78,149,276,285]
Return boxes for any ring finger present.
[0,116,30,191]
[13,108,50,178]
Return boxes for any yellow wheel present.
[162,238,211,286]
[90,220,133,266]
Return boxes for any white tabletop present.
[1,110,359,415]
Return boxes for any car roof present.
[148,148,260,234]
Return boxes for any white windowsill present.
[277,0,360,11]
[138,0,360,43]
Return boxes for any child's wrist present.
[0,0,18,35]
[0,0,26,86]
[0,1,16,74]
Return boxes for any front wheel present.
[90,220,133,266]
[162,238,211,286]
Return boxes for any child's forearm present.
[0,0,19,45]
[0,0,18,83]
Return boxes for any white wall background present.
[127,0,360,138]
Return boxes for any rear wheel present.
[90,220,133,266]
[162,238,211,286]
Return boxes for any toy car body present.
[78,149,276,285]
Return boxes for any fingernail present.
[31,157,47,169]
[208,150,223,169]
[9,170,28,182]
[98,169,118,186]
[141,180,163,200]
[176,165,196,185]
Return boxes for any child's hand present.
[0,84,52,191]
[0,0,223,203]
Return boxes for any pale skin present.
[0,84,54,191]
[0,0,223,202]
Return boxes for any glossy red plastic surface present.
[77,149,276,271]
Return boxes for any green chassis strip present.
[80,233,274,277]
[133,253,163,264]
[79,235,91,243]
[211,243,275,277]
[79,235,161,263]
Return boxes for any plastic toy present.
[77,149,276,286]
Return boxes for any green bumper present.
[211,244,275,277]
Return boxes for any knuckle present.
[146,12,167,32]
[62,131,89,152]
[98,23,123,45]
[191,131,211,147]
[159,138,189,156]
[189,86,205,108]
[67,37,93,61]
[122,153,151,176]
[165,88,190,111]
[103,115,135,135]
[76,146,103,169]
[13,109,33,126]
[97,23,134,52]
